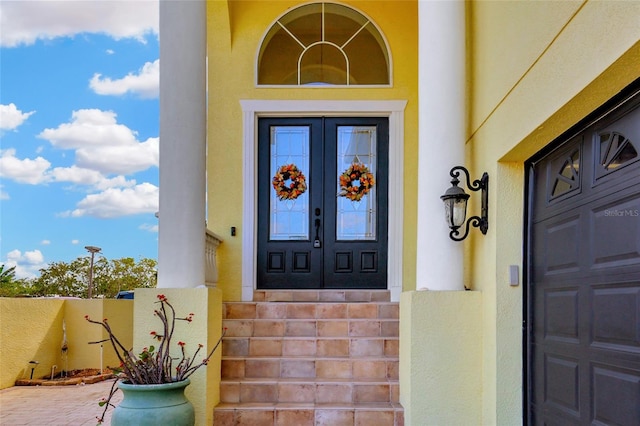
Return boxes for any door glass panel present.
[336,126,377,240]
[270,126,310,240]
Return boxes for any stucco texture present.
[0,298,132,390]
[400,290,483,425]
[133,288,223,426]
[206,0,419,300]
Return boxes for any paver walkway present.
[0,380,122,425]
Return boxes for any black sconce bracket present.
[447,166,489,241]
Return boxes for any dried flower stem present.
[85,295,226,424]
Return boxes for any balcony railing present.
[205,230,223,287]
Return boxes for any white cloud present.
[41,240,51,245]
[61,183,159,218]
[50,166,137,190]
[0,103,35,130]
[0,148,143,191]
[90,60,159,99]
[0,1,158,48]
[77,138,159,175]
[139,223,159,233]
[5,249,46,279]
[106,49,115,55]
[0,149,51,184]
[39,109,134,149]
[71,240,79,245]
[38,109,159,175]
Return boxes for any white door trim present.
[240,100,407,302]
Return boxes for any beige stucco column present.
[416,0,466,291]
[157,0,206,289]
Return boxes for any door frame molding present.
[240,100,407,301]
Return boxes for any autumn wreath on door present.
[338,163,375,202]
[272,163,307,201]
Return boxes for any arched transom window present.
[258,2,391,86]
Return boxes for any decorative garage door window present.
[595,108,639,179]
[257,2,390,86]
[550,148,581,199]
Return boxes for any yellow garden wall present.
[206,0,419,300]
[65,299,134,371]
[0,298,133,390]
[133,288,223,426]
[468,1,640,424]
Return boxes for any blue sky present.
[0,1,160,278]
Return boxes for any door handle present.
[314,218,321,248]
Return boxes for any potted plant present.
[85,294,225,425]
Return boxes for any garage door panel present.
[592,364,640,426]
[590,196,640,270]
[544,354,581,416]
[592,285,640,353]
[528,92,640,425]
[542,216,582,275]
[543,288,580,343]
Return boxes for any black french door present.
[257,117,388,289]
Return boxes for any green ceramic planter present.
[111,379,195,426]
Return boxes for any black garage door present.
[527,88,640,425]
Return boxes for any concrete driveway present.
[0,380,122,425]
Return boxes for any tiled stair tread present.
[214,402,405,426]
[222,321,399,338]
[221,377,397,383]
[221,335,399,341]
[223,315,400,323]
[220,355,400,361]
[221,336,399,343]
[252,290,391,303]
[223,304,399,320]
[222,355,398,360]
[215,402,403,410]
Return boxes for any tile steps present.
[222,358,398,379]
[214,402,404,426]
[222,320,399,339]
[214,290,402,426]
[220,380,398,404]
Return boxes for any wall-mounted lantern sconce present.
[440,166,489,241]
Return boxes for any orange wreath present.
[272,164,307,201]
[338,163,375,202]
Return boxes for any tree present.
[2,257,157,298]
[0,264,26,297]
[31,258,90,297]
[0,264,16,284]
[96,257,157,296]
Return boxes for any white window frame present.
[256,2,393,87]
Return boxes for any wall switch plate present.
[509,265,519,286]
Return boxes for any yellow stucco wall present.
[399,290,483,425]
[204,0,640,424]
[0,298,64,388]
[0,298,133,390]
[133,288,223,426]
[65,299,134,371]
[206,0,419,300]
[468,1,640,424]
